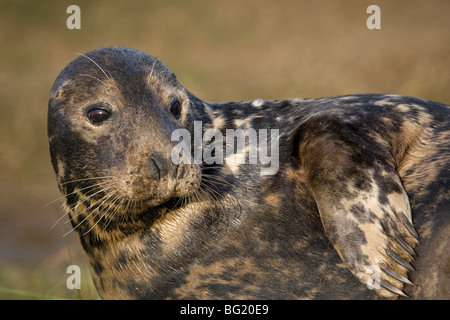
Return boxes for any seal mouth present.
[59,161,203,223]
[58,162,235,239]
[112,161,202,211]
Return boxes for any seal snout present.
[146,147,202,199]
[148,151,195,183]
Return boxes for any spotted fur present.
[48,47,449,299]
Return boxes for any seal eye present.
[86,106,111,124]
[170,100,181,118]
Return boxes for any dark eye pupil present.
[170,100,181,118]
[88,108,110,124]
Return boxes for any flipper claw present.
[394,233,417,257]
[386,248,415,271]
[380,280,409,297]
[400,213,419,240]
[384,266,415,285]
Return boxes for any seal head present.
[48,47,201,223]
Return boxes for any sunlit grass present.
[0,256,99,300]
[0,286,66,300]
[0,220,99,300]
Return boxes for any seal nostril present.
[148,152,167,181]
[172,164,179,179]
[177,165,186,179]
[148,158,160,181]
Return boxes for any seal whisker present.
[47,179,115,208]
[102,196,129,232]
[116,198,130,226]
[201,174,234,189]
[62,182,120,235]
[78,73,109,87]
[51,180,118,229]
[149,60,157,79]
[60,175,116,186]
[198,167,242,222]
[185,186,209,226]
[172,196,183,210]
[76,187,121,236]
[64,181,119,220]
[75,52,112,84]
[198,180,229,222]
[51,211,70,231]
[153,66,171,83]
[100,193,124,228]
[84,191,122,235]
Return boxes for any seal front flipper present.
[297,114,419,298]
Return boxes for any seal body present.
[48,47,449,299]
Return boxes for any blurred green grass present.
[0,0,449,299]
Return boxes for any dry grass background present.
[0,0,448,299]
